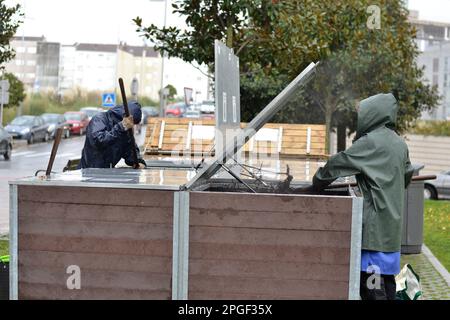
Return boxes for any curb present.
[422,244,450,287]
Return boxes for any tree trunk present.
[337,123,347,152]
[226,24,233,48]
[325,108,333,155]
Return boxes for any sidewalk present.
[401,249,450,300]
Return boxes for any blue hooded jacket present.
[79,102,145,168]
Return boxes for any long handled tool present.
[45,127,64,177]
[292,174,437,194]
[118,78,139,168]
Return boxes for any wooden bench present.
[144,118,327,158]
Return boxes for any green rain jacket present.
[313,93,414,252]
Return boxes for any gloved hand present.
[137,162,146,169]
[121,116,134,130]
[133,159,147,169]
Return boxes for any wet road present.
[0,127,147,235]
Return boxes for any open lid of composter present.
[183,61,319,191]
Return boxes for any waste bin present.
[0,255,9,300]
[402,164,425,254]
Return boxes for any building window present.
[15,60,24,66]
[26,73,35,79]
[432,74,439,87]
[26,60,36,66]
[445,74,448,88]
[433,58,439,73]
[16,47,26,53]
[27,47,37,54]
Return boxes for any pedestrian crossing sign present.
[102,93,116,107]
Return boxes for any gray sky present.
[7,0,450,46]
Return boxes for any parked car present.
[199,100,215,114]
[80,107,102,120]
[64,111,90,135]
[424,170,450,200]
[165,102,187,118]
[142,106,159,124]
[184,109,201,119]
[5,115,49,144]
[42,113,71,139]
[0,126,12,160]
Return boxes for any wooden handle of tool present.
[118,78,138,167]
[45,127,64,176]
[325,174,437,190]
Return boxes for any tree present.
[135,0,439,152]
[1,72,26,107]
[0,0,23,69]
[159,84,177,101]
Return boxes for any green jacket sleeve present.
[312,136,373,190]
[404,150,414,188]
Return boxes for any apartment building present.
[5,37,210,102]
[410,10,450,120]
[4,36,44,90]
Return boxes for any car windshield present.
[65,113,82,121]
[11,116,34,126]
[42,114,61,123]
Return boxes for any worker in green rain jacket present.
[312,93,414,300]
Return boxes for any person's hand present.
[132,160,146,169]
[137,162,146,169]
[121,116,134,130]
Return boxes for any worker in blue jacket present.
[79,101,147,169]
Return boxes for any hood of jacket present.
[109,101,142,124]
[355,93,398,140]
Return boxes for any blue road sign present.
[102,93,116,107]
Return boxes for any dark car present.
[80,107,102,121]
[5,115,49,144]
[0,126,12,160]
[142,106,159,124]
[64,111,90,135]
[424,170,450,200]
[165,102,187,118]
[42,113,71,139]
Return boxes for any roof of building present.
[75,43,118,53]
[120,45,158,58]
[410,18,450,28]
[12,36,46,42]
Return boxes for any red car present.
[165,102,187,117]
[64,111,90,135]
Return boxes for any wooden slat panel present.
[19,216,172,241]
[19,250,172,274]
[19,266,171,291]
[187,191,353,299]
[190,192,352,214]
[18,186,173,207]
[189,259,348,282]
[189,243,350,265]
[190,209,351,231]
[19,234,172,257]
[19,201,172,224]
[17,185,175,300]
[189,226,350,248]
[188,276,348,299]
[19,283,170,300]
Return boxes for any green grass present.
[423,200,450,271]
[0,240,8,257]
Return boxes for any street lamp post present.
[150,0,169,117]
